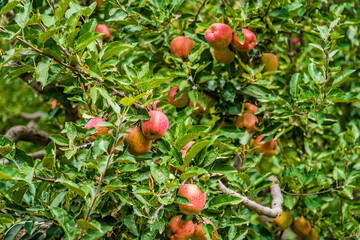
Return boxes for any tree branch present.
[29,149,63,159]
[5,126,51,145]
[193,0,208,22]
[218,176,283,218]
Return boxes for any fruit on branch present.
[243,102,258,114]
[235,113,258,133]
[141,111,169,140]
[146,100,161,111]
[181,141,195,158]
[213,47,235,63]
[260,53,278,72]
[167,215,195,240]
[291,36,301,46]
[205,23,233,48]
[91,0,102,8]
[303,229,319,240]
[291,216,312,238]
[251,135,278,157]
[95,24,111,41]
[272,211,293,231]
[193,218,218,240]
[231,28,256,52]
[171,36,194,59]
[123,127,152,156]
[189,95,209,115]
[178,184,206,215]
[85,117,108,141]
[168,87,189,108]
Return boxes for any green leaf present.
[150,164,169,184]
[290,73,301,97]
[38,27,62,43]
[332,70,355,88]
[55,0,71,24]
[57,178,86,197]
[77,219,101,231]
[4,223,23,240]
[1,1,20,15]
[35,61,51,87]
[14,2,31,28]
[175,133,198,150]
[50,207,76,240]
[100,42,136,61]
[180,167,208,181]
[50,135,69,146]
[208,195,242,209]
[183,140,211,167]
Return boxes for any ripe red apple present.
[213,47,235,63]
[251,135,278,157]
[272,211,293,231]
[205,23,233,48]
[291,216,312,238]
[178,184,206,215]
[95,24,110,41]
[193,219,218,240]
[231,28,256,52]
[243,103,258,114]
[85,117,108,141]
[168,87,189,108]
[141,111,169,140]
[189,95,209,115]
[171,36,194,59]
[123,127,152,156]
[235,113,258,133]
[261,53,278,72]
[91,0,102,8]
[166,215,195,240]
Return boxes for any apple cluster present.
[167,184,218,240]
[204,23,256,64]
[84,107,169,156]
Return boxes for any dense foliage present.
[0,0,360,239]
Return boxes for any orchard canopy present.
[0,0,360,239]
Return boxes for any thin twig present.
[262,0,274,18]
[78,107,129,240]
[34,175,56,182]
[193,0,208,22]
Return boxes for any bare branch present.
[20,112,44,120]
[29,149,63,159]
[5,126,51,145]
[218,176,283,218]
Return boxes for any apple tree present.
[0,0,359,239]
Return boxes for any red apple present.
[243,103,258,114]
[231,28,256,52]
[251,135,278,157]
[193,219,218,240]
[123,127,152,156]
[85,117,108,141]
[235,113,258,133]
[178,184,206,215]
[260,53,278,72]
[171,36,194,59]
[95,24,110,41]
[304,229,319,240]
[141,111,169,140]
[166,215,195,240]
[213,47,235,63]
[205,23,233,48]
[168,87,189,108]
